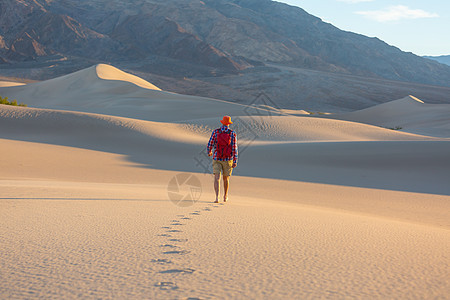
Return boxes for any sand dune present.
[1,104,448,195]
[95,64,161,90]
[1,65,449,299]
[0,64,250,122]
[332,95,450,138]
[1,69,448,193]
[185,115,434,142]
[0,105,205,144]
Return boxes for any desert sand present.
[1,65,449,299]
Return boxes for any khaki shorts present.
[212,160,234,176]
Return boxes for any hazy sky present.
[279,0,449,56]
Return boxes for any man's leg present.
[214,173,220,202]
[223,175,230,201]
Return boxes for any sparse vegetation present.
[0,96,27,107]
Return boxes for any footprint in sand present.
[155,281,178,290]
[158,233,172,237]
[169,238,188,243]
[161,226,171,229]
[190,212,200,216]
[167,229,182,233]
[163,250,190,255]
[151,259,173,265]
[160,244,178,248]
[159,268,195,274]
[171,223,185,226]
[202,207,212,211]
[181,217,192,220]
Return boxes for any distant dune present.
[95,64,162,90]
[0,64,250,122]
[332,95,450,138]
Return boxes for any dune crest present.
[95,64,161,91]
[407,95,425,104]
[332,95,450,138]
[185,115,433,142]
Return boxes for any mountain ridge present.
[1,0,450,112]
[1,0,450,86]
[424,55,450,67]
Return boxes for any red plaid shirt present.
[207,125,238,164]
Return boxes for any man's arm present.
[207,130,216,156]
[232,131,238,167]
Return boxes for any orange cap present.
[220,116,233,125]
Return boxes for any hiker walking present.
[207,116,238,203]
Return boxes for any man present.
[207,116,238,203]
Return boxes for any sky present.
[279,0,449,56]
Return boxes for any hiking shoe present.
[214,199,219,203]
[224,197,228,203]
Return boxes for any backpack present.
[216,129,232,159]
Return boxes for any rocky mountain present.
[1,0,450,86]
[110,14,247,73]
[1,0,450,111]
[0,0,249,74]
[424,55,450,67]
[0,0,119,61]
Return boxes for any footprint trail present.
[153,202,223,295]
